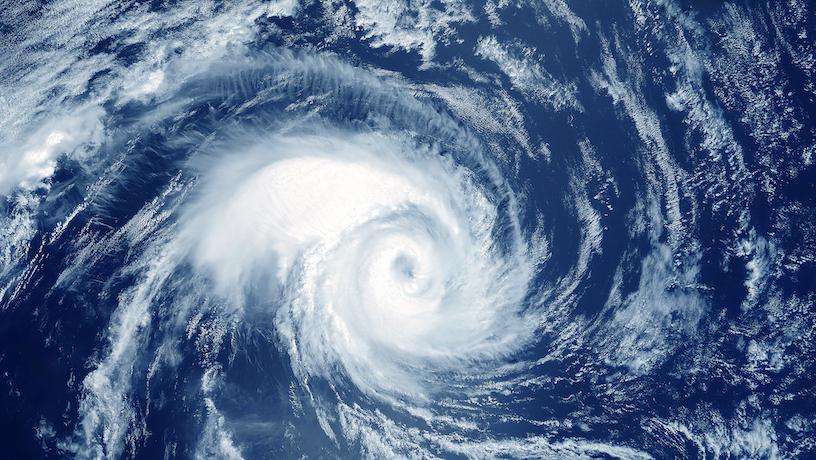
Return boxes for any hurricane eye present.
[392,254,416,280]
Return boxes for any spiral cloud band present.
[54,51,564,458]
[184,130,537,401]
[2,1,814,458]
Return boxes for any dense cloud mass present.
[1,1,815,459]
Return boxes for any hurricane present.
[2,1,815,459]
[185,125,538,398]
